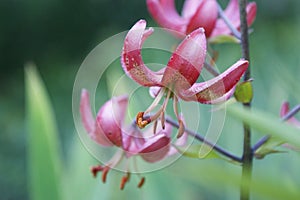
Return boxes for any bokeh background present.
[1,0,300,199]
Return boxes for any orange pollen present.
[136,112,151,129]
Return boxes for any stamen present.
[177,119,185,139]
[173,95,185,138]
[160,112,165,129]
[120,172,131,190]
[173,95,179,119]
[137,177,145,188]
[160,89,171,129]
[102,166,110,183]
[90,165,103,177]
[153,120,158,134]
[136,88,173,129]
[144,88,165,114]
[100,150,124,183]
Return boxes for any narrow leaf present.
[254,137,286,159]
[227,104,300,148]
[25,64,63,200]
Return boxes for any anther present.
[176,119,185,138]
[160,111,165,129]
[136,112,151,129]
[120,172,130,190]
[90,165,103,177]
[137,177,145,188]
[153,120,158,134]
[102,166,110,183]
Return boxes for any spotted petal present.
[179,60,248,103]
[121,19,163,87]
[161,28,206,90]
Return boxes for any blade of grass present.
[227,104,300,148]
[25,64,63,200]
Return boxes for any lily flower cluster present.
[80,89,187,189]
[80,0,256,190]
[147,0,257,38]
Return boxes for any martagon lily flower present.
[146,0,257,38]
[121,19,249,136]
[80,89,186,189]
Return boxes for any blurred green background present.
[1,0,300,199]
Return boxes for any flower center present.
[135,87,185,138]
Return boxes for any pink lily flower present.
[121,19,249,133]
[147,0,218,37]
[146,0,257,38]
[80,89,183,189]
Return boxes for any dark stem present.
[238,0,253,200]
[166,117,242,163]
[252,104,300,152]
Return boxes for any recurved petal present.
[139,132,171,163]
[207,86,236,104]
[121,19,163,87]
[80,89,95,133]
[179,60,248,104]
[80,89,112,146]
[186,0,218,36]
[246,2,257,27]
[161,28,206,89]
[96,95,128,147]
[146,0,187,33]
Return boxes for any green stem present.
[238,0,253,200]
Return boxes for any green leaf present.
[169,159,300,200]
[234,81,253,103]
[227,104,300,148]
[25,64,63,200]
[177,144,222,159]
[254,137,286,159]
[208,35,240,44]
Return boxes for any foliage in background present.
[24,65,300,200]
[1,0,300,199]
